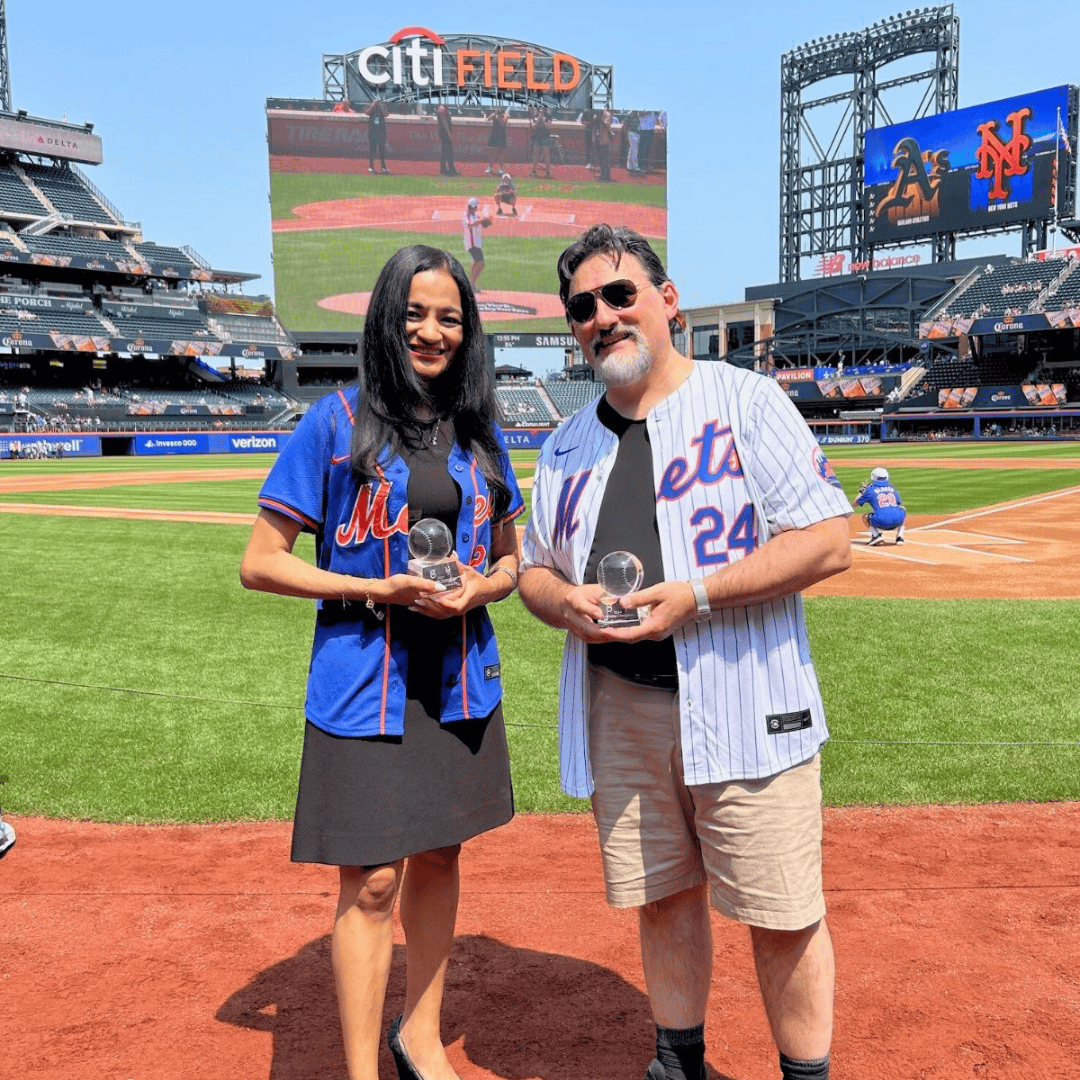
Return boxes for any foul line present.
[909,486,1080,534]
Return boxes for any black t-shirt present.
[585,396,678,687]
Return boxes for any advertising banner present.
[865,86,1074,243]
[0,116,104,165]
[816,433,872,445]
[216,432,291,453]
[778,375,897,401]
[499,427,552,449]
[136,434,211,455]
[1,434,101,458]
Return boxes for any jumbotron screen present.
[267,100,668,334]
[864,85,1076,243]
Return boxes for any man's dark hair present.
[350,244,512,518]
[555,224,685,338]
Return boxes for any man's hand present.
[601,580,698,642]
[559,583,612,642]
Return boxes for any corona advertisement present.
[267,29,668,334]
[864,86,1076,243]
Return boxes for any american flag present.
[1058,113,1073,156]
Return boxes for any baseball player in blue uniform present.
[853,466,906,545]
[519,225,852,1080]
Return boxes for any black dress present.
[290,424,514,866]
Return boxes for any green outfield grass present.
[271,227,667,335]
[269,167,666,335]
[0,444,1077,823]
[269,172,666,223]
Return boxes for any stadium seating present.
[0,307,110,337]
[22,234,136,261]
[132,243,195,269]
[545,377,604,417]
[494,385,557,425]
[20,163,117,224]
[1046,262,1080,307]
[942,258,1069,317]
[0,163,48,217]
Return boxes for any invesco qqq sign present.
[355,27,582,93]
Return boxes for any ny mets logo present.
[812,446,842,490]
[658,421,742,501]
[336,482,408,546]
[876,137,950,221]
[553,470,591,551]
[975,108,1032,201]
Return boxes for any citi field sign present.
[355,27,583,93]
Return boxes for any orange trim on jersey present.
[378,532,392,736]
[337,388,355,424]
[258,497,319,531]
[498,502,527,526]
[459,614,470,719]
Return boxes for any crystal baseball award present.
[596,550,650,627]
[407,518,461,589]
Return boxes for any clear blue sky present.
[9,0,1079,311]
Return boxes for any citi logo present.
[355,27,582,93]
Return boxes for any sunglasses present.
[565,279,658,324]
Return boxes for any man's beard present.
[590,327,653,387]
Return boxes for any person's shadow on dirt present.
[216,932,737,1080]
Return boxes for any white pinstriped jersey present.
[521,361,852,798]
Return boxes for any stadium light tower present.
[0,0,12,113]
[779,4,960,282]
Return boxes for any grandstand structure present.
[0,11,300,456]
[674,8,1080,445]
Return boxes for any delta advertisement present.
[865,86,1076,243]
[268,28,667,335]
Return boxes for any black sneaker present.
[895,535,906,544]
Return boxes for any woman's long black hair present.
[350,245,513,520]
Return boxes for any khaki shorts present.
[587,664,826,931]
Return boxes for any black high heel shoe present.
[387,1014,425,1080]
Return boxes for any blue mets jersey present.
[259,386,524,738]
[855,479,906,529]
[521,362,852,797]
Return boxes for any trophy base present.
[597,599,651,628]
[408,558,461,590]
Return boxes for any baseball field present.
[2,440,1079,1078]
[269,165,667,335]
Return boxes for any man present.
[436,103,457,176]
[853,466,906,545]
[365,98,389,174]
[461,197,490,291]
[519,225,851,1080]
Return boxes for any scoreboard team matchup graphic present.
[267,28,668,336]
[864,85,1077,243]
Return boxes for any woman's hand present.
[409,560,500,619]
[374,573,448,608]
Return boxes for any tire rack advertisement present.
[864,86,1076,244]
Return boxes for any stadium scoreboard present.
[864,85,1079,244]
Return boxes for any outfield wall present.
[1,428,554,458]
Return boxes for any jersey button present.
[465,495,473,506]
[461,532,469,542]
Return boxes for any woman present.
[240,245,523,1080]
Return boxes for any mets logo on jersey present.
[811,447,843,490]
[335,481,408,546]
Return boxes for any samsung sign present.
[0,116,104,165]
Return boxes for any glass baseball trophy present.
[596,550,650,627]
[408,518,461,590]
